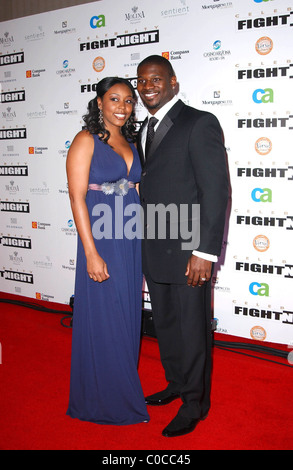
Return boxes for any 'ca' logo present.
[253,88,274,103]
[90,15,106,29]
[249,282,269,297]
[251,188,272,202]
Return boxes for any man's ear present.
[171,75,177,89]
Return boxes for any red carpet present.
[0,293,292,450]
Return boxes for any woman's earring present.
[98,108,103,125]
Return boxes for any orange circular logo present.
[253,235,270,252]
[250,326,267,341]
[92,56,105,72]
[255,137,272,155]
[255,37,273,55]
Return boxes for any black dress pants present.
[145,275,213,420]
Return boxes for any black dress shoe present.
[162,414,207,438]
[145,389,180,406]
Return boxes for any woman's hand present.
[87,252,110,283]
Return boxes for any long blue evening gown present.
[66,134,149,425]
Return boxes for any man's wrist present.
[192,250,218,262]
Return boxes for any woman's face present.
[97,83,135,131]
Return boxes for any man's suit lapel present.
[142,100,185,162]
[149,114,173,158]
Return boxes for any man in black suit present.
[136,55,229,437]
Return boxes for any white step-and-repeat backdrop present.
[1,0,292,345]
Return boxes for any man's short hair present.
[137,55,176,77]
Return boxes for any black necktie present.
[145,117,158,160]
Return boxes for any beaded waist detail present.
[88,178,135,196]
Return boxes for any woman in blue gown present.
[66,77,149,425]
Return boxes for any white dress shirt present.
[141,95,218,263]
[141,95,179,150]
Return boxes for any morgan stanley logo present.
[91,198,200,251]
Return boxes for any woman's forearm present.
[69,195,97,258]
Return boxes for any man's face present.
[137,63,177,115]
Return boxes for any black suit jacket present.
[138,99,229,284]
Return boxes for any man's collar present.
[146,95,179,123]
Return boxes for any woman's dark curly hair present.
[82,77,137,144]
